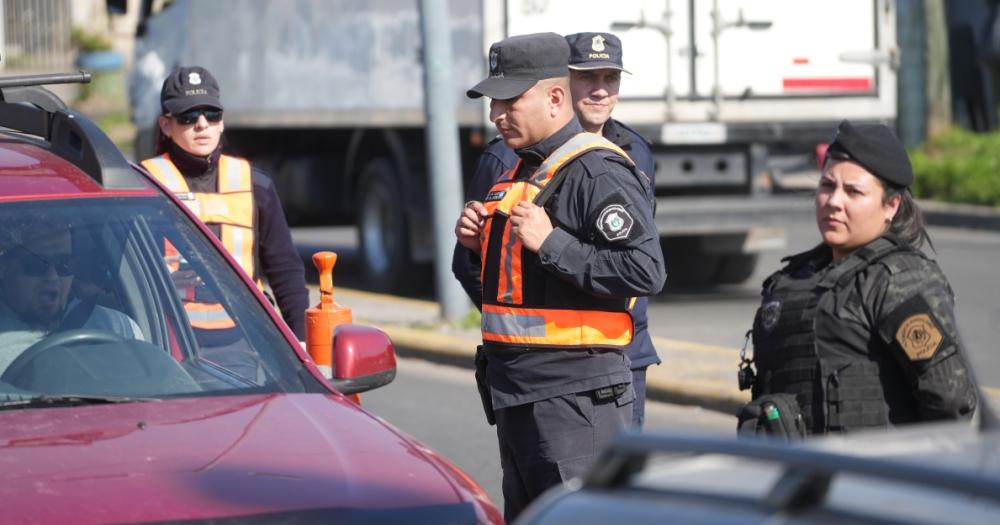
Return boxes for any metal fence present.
[1,0,74,72]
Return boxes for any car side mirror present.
[327,324,396,395]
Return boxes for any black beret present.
[826,120,913,187]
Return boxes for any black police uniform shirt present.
[451,118,662,370]
[751,234,977,432]
[164,140,309,339]
[481,118,665,410]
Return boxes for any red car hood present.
[0,394,475,524]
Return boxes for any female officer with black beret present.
[738,120,978,437]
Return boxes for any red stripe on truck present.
[783,78,872,91]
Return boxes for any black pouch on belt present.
[474,345,496,426]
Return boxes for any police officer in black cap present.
[455,33,664,519]
[737,120,978,438]
[142,66,308,341]
[451,31,661,429]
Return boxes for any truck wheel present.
[274,158,311,226]
[357,159,408,293]
[661,237,719,286]
[715,254,759,285]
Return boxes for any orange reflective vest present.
[143,154,257,279]
[143,154,259,331]
[479,132,637,349]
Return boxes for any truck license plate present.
[661,123,727,145]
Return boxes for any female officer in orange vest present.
[142,66,307,340]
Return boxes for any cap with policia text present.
[826,120,913,187]
[566,32,630,74]
[467,32,570,100]
[160,66,223,115]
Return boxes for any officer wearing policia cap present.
[141,66,308,341]
[455,33,665,519]
[737,120,978,438]
[452,32,662,429]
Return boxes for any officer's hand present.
[455,201,487,253]
[510,202,552,252]
[170,270,202,290]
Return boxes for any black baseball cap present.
[566,32,630,74]
[160,66,223,115]
[467,33,570,100]
[826,120,913,187]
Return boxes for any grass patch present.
[910,127,1000,207]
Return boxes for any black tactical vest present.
[752,236,925,434]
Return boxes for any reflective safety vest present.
[143,154,257,280]
[479,132,637,349]
[143,154,258,331]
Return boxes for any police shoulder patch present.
[597,204,633,241]
[895,313,943,361]
[760,300,782,332]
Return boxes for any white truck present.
[128,0,898,291]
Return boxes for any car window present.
[0,197,321,399]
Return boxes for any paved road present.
[362,356,735,509]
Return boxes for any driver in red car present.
[0,214,142,374]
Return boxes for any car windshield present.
[0,196,320,402]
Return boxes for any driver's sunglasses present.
[8,246,74,277]
[172,108,223,125]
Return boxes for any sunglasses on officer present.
[6,246,75,278]
[172,108,224,125]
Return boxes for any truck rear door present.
[499,0,895,131]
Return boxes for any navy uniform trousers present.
[494,385,634,520]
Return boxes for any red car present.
[0,74,502,525]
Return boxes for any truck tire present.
[661,237,759,286]
[715,254,759,285]
[357,158,408,293]
[274,158,311,226]
[661,237,719,286]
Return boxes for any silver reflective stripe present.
[501,221,519,303]
[531,133,625,184]
[220,156,243,192]
[482,311,547,337]
[228,226,252,275]
[147,156,188,191]
[186,309,232,324]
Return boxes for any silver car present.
[516,410,1000,525]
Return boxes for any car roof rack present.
[0,71,144,190]
[586,432,1000,512]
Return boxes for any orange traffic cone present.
[305,252,360,403]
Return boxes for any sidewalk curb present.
[362,322,747,415]
[918,200,1000,231]
[335,275,1000,417]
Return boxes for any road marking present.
[651,335,738,355]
